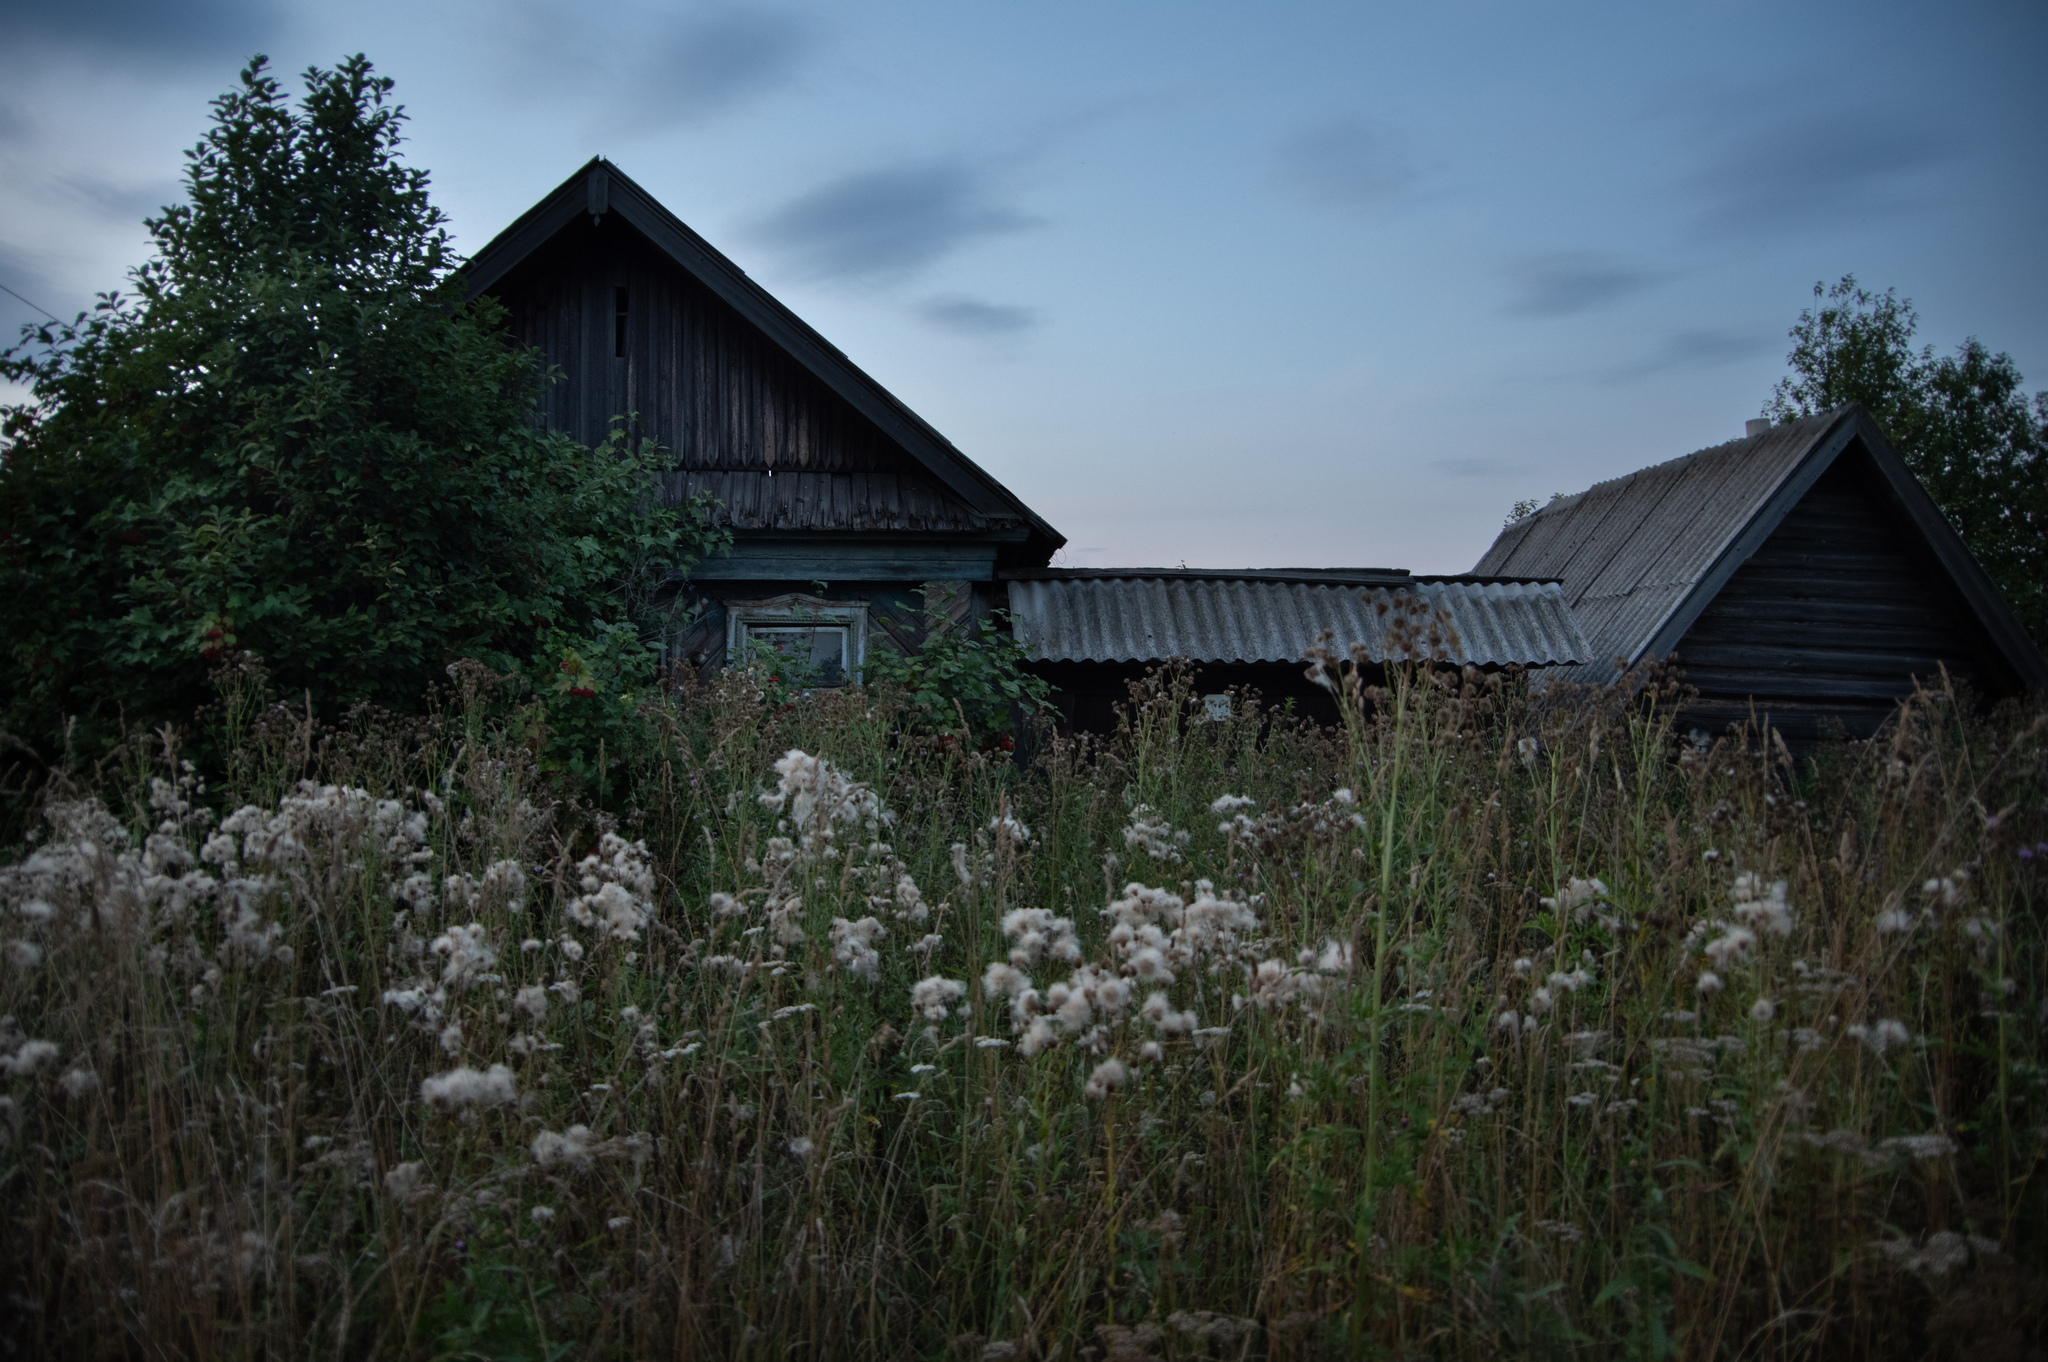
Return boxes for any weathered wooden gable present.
[463,159,1062,681]
[1474,406,2046,741]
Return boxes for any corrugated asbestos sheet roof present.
[1004,573,1590,667]
[658,470,1020,534]
[1472,410,1845,684]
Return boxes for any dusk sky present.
[3,1,2043,572]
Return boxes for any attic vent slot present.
[613,287,629,358]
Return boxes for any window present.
[726,596,867,687]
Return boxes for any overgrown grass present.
[1,652,2043,1359]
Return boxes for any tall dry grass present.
[1,650,2042,1359]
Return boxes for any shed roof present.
[1003,570,1590,667]
[1473,405,2048,688]
[465,158,1062,563]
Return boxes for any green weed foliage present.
[0,649,2043,1359]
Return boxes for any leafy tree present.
[0,56,723,762]
[1764,275,2048,643]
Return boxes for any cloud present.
[0,0,279,59]
[754,163,1039,282]
[917,295,1036,336]
[486,4,813,130]
[1503,252,1662,318]
[1608,327,1774,381]
[58,175,182,227]
[623,9,812,127]
[1273,118,1418,211]
[1686,112,1946,237]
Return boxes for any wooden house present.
[1473,405,2048,741]
[463,158,1063,680]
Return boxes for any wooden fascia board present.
[603,186,1027,523]
[1637,412,1860,664]
[1849,411,2048,691]
[461,158,601,299]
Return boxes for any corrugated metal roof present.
[1004,573,1590,667]
[1472,409,1847,683]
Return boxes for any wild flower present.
[1923,875,1967,911]
[1547,967,1595,993]
[1140,990,1198,1035]
[1732,877,1795,935]
[1704,926,1757,964]
[530,1206,555,1223]
[1517,736,1540,767]
[1210,794,1255,817]
[1019,1016,1059,1057]
[1244,958,1323,1012]
[1876,1133,1957,1160]
[2,1039,60,1076]
[910,976,968,1021]
[480,858,527,912]
[1309,939,1353,974]
[512,985,547,1021]
[429,923,497,987]
[1874,1231,1999,1276]
[58,1067,98,1099]
[829,917,886,982]
[988,813,1031,844]
[419,1064,517,1110]
[532,1125,594,1170]
[4,941,41,968]
[1082,1057,1128,1099]
[710,892,744,918]
[1123,806,1189,863]
[766,750,885,839]
[1848,1019,1912,1055]
[1750,998,1776,1023]
[1001,908,1081,967]
[1875,906,1917,934]
[1696,971,1724,994]
[382,1162,431,1203]
[1541,877,1611,921]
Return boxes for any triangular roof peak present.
[1475,405,2047,691]
[464,157,1063,563]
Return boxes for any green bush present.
[0,56,723,769]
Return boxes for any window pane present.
[747,627,847,686]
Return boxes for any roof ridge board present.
[462,159,1064,556]
[1509,407,1849,534]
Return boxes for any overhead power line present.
[0,279,61,321]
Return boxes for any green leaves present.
[0,57,725,763]
[863,595,1052,746]
[1766,275,2048,644]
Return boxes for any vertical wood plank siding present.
[501,217,923,477]
[495,216,1017,536]
[1675,454,1997,737]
